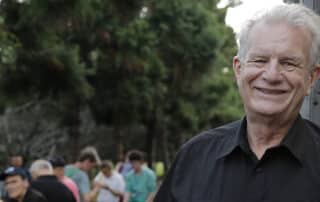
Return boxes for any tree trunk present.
[114,126,124,164]
[160,130,170,170]
[145,124,155,168]
[145,110,156,168]
[68,105,81,162]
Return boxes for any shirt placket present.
[245,162,267,202]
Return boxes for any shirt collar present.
[217,115,314,166]
[281,115,314,165]
[216,117,248,159]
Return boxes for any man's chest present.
[172,155,320,202]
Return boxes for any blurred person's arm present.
[83,186,100,202]
[146,169,156,202]
[79,173,100,202]
[108,174,126,198]
[101,184,123,197]
[123,192,131,202]
[146,192,155,202]
[93,181,122,197]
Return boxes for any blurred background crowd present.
[0,146,163,202]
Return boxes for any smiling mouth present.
[255,87,287,95]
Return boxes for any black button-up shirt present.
[154,115,320,202]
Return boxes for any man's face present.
[5,175,28,200]
[10,156,23,167]
[233,21,320,120]
[53,167,64,179]
[131,160,142,172]
[102,167,112,177]
[83,160,96,171]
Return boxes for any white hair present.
[238,4,320,69]
[29,159,53,174]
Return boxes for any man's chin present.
[248,106,287,118]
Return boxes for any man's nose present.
[262,59,283,82]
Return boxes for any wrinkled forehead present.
[245,20,311,61]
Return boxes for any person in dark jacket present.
[29,160,76,202]
[0,167,47,202]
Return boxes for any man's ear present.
[233,56,242,85]
[306,65,320,95]
[310,65,320,86]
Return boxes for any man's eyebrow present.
[246,54,268,60]
[280,56,304,63]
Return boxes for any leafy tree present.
[0,0,243,167]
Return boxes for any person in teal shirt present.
[124,150,156,202]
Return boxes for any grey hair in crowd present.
[238,3,320,69]
[29,159,53,174]
[79,146,101,165]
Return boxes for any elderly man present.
[0,167,47,202]
[29,160,76,202]
[155,3,320,202]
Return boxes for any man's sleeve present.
[118,175,126,193]
[154,149,186,202]
[154,154,180,202]
[77,173,90,194]
[147,171,156,193]
[153,166,175,201]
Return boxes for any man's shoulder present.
[64,164,74,170]
[125,170,135,178]
[62,176,77,185]
[75,170,89,181]
[112,171,124,180]
[142,167,156,178]
[65,165,80,177]
[24,188,48,202]
[30,178,45,188]
[181,119,241,153]
[304,118,320,143]
[66,166,86,178]
[31,176,64,189]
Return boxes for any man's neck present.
[246,113,296,160]
[134,168,142,174]
[105,171,113,178]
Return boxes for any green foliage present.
[0,0,243,163]
[0,31,19,65]
[199,69,244,127]
[150,0,219,72]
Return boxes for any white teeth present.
[258,88,285,94]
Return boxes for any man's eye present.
[250,59,267,63]
[255,60,266,63]
[282,61,297,66]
